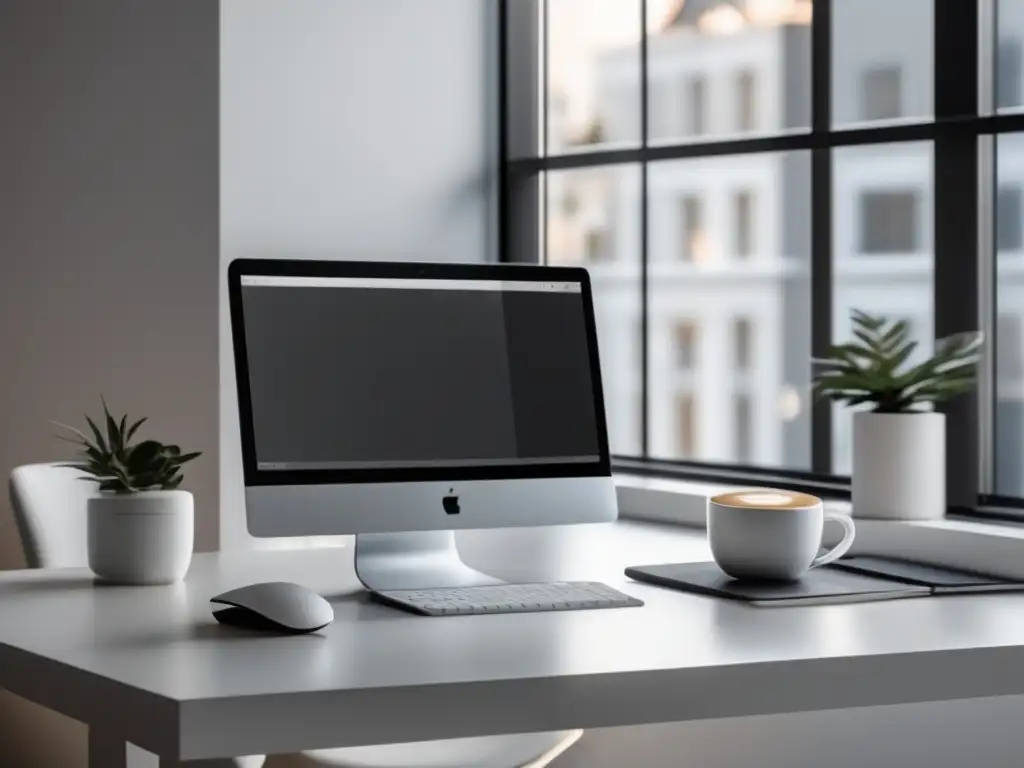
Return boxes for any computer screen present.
[237,274,604,475]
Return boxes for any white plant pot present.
[87,490,194,585]
[852,411,945,521]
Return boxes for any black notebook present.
[831,556,1024,593]
[624,558,1024,607]
[625,562,928,606]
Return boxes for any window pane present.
[677,393,698,457]
[674,320,699,369]
[546,165,642,456]
[680,194,704,261]
[832,142,934,475]
[648,152,811,468]
[860,66,903,122]
[734,317,753,371]
[998,186,1024,251]
[547,0,641,153]
[734,190,756,258]
[996,134,1024,495]
[859,191,921,254]
[734,392,754,464]
[832,0,933,127]
[645,0,811,143]
[998,1,1024,112]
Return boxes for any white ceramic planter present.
[852,411,945,521]
[87,490,194,585]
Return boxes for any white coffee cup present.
[707,489,856,581]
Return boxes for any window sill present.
[615,474,1024,580]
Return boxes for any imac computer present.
[227,259,623,600]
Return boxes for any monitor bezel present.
[228,258,612,487]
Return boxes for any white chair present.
[9,463,582,768]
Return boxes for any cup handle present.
[810,511,856,569]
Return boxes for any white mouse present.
[210,582,334,634]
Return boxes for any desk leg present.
[88,729,127,768]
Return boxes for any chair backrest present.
[9,463,95,569]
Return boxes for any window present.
[680,195,704,262]
[546,165,643,457]
[509,0,1023,509]
[734,393,753,465]
[734,318,753,371]
[646,3,807,141]
[832,0,932,127]
[860,66,903,122]
[998,39,1023,111]
[997,133,1024,497]
[998,187,1023,251]
[736,70,757,132]
[687,76,707,136]
[583,229,609,263]
[545,0,641,150]
[859,191,920,254]
[999,314,1023,380]
[676,393,697,458]
[734,191,755,258]
[674,321,698,370]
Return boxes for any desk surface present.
[2,521,1024,761]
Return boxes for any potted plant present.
[813,311,982,521]
[56,401,201,584]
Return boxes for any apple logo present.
[442,488,460,515]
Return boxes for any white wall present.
[0,1,219,765]
[219,0,499,550]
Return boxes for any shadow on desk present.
[0,574,100,593]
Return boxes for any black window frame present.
[499,0,1024,519]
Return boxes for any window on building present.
[999,314,1024,380]
[677,393,697,458]
[860,65,903,121]
[675,321,699,370]
[859,191,920,254]
[734,318,753,371]
[560,189,580,218]
[680,195,704,261]
[734,393,753,465]
[998,187,1023,251]
[583,229,610,263]
[734,191,755,258]
[688,76,707,135]
[998,39,1023,110]
[737,69,757,132]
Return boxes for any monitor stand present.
[354,531,504,592]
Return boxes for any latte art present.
[711,488,820,510]
[736,492,792,506]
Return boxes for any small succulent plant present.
[55,400,201,493]
[813,310,983,414]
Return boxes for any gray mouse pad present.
[624,561,930,606]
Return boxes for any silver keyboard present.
[373,581,643,616]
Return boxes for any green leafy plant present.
[54,400,201,493]
[812,310,983,413]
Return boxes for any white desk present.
[2,521,1024,766]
